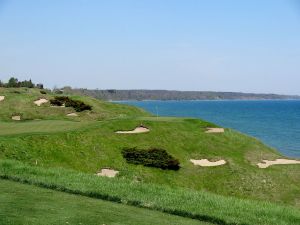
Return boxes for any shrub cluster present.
[50,96,92,112]
[122,147,180,170]
[0,77,43,89]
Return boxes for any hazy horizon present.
[1,0,300,95]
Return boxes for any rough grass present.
[0,120,94,136]
[0,87,149,121]
[0,160,299,225]
[0,179,209,225]
[0,116,299,206]
[0,87,299,209]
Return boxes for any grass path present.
[0,179,209,225]
[0,120,94,136]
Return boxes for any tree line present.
[0,77,43,89]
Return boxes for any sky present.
[0,0,300,94]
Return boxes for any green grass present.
[0,87,300,223]
[0,117,299,206]
[0,120,94,136]
[0,160,299,225]
[0,179,209,225]
[0,87,149,122]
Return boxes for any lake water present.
[119,100,300,158]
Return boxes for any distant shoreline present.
[112,99,300,102]
[66,88,300,101]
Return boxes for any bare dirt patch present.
[205,128,225,133]
[96,168,119,178]
[12,115,21,121]
[257,159,300,168]
[34,98,48,106]
[190,159,226,167]
[116,126,150,134]
[0,96,5,102]
[67,113,78,117]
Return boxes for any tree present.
[7,77,19,87]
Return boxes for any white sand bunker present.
[0,96,5,102]
[67,113,78,117]
[190,159,226,167]
[257,159,300,168]
[96,168,119,178]
[12,115,21,121]
[34,98,48,106]
[116,126,150,134]
[205,128,225,133]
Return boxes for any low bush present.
[50,96,92,112]
[122,147,180,170]
[40,90,47,94]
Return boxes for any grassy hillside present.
[0,87,149,122]
[0,160,299,225]
[0,179,209,225]
[0,87,299,224]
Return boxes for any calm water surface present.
[119,100,300,157]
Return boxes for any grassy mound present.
[0,87,299,220]
[0,160,299,225]
[0,179,207,225]
[0,87,149,121]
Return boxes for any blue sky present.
[0,0,299,94]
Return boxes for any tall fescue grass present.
[0,160,299,225]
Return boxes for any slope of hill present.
[0,87,299,224]
[0,87,149,122]
[65,88,300,100]
[0,179,209,225]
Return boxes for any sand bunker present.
[34,98,48,106]
[67,113,78,116]
[96,168,119,178]
[12,115,21,121]
[190,159,226,167]
[116,126,150,134]
[205,128,225,133]
[257,159,300,168]
[0,96,5,102]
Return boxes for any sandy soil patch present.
[34,98,48,106]
[257,159,300,168]
[0,96,5,102]
[205,128,225,133]
[50,104,65,108]
[116,126,150,134]
[96,168,119,178]
[67,113,78,117]
[190,159,226,167]
[12,115,21,121]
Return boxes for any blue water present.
[119,100,300,157]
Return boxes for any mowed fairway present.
[0,120,94,136]
[0,179,209,225]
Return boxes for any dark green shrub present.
[50,96,92,112]
[122,147,180,170]
[40,90,47,94]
